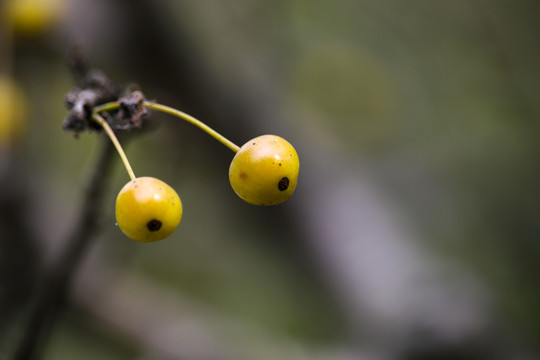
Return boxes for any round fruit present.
[229,135,299,206]
[4,0,66,36]
[0,75,27,147]
[115,177,182,242]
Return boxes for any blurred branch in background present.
[0,150,40,354]
[14,137,116,360]
[73,253,365,360]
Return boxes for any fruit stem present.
[92,113,136,181]
[92,101,118,113]
[93,101,240,153]
[144,102,240,153]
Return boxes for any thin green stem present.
[144,102,240,153]
[93,101,240,153]
[92,101,119,114]
[92,113,136,181]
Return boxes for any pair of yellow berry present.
[115,134,299,242]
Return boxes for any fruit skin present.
[229,135,299,206]
[115,177,182,242]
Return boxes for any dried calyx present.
[62,51,148,134]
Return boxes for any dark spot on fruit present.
[279,162,282,166]
[147,219,162,232]
[278,177,289,191]
[240,172,248,180]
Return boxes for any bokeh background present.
[1,0,539,359]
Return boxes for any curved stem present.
[93,101,240,153]
[92,101,119,113]
[144,102,240,153]
[92,113,136,181]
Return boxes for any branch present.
[73,257,365,360]
[14,137,116,360]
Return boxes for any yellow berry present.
[115,177,182,242]
[229,135,299,206]
[4,0,66,36]
[0,75,27,148]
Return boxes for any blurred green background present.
[1,0,539,359]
